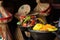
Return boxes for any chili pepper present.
[37,18,45,24]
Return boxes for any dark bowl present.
[29,30,56,40]
[18,25,31,31]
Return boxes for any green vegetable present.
[24,16,31,23]
[17,22,22,25]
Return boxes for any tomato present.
[31,16,36,19]
[22,23,27,27]
[30,20,35,26]
[20,16,26,19]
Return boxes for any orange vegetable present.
[45,24,55,29]
[40,25,48,31]
[22,23,27,27]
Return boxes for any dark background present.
[2,0,60,40]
